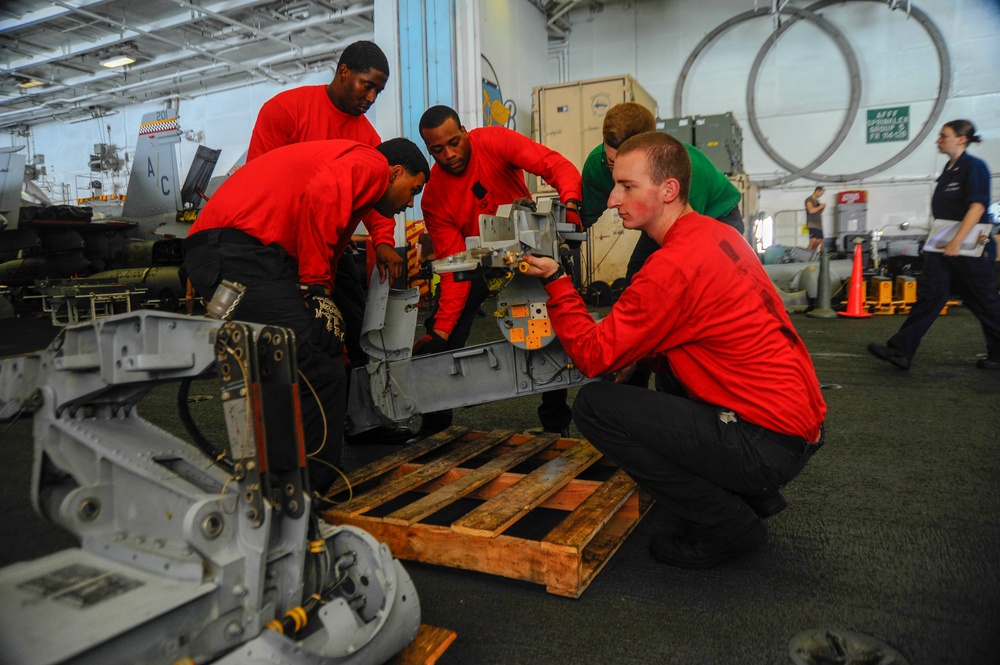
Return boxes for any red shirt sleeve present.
[479,128,583,206]
[247,97,293,162]
[297,151,387,289]
[420,181,471,336]
[359,208,395,251]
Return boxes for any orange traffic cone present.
[838,243,872,318]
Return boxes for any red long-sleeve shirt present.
[247,85,381,161]
[247,85,392,286]
[190,140,394,291]
[544,211,826,442]
[419,126,582,336]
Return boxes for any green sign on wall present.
[867,106,909,143]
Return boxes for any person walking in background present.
[868,119,1000,371]
[805,186,826,252]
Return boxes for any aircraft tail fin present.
[121,111,182,219]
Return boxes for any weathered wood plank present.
[382,432,559,526]
[541,468,637,553]
[328,513,580,590]
[390,624,457,665]
[450,440,602,538]
[322,425,468,499]
[393,465,604,512]
[334,429,515,516]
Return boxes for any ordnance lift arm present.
[347,199,594,434]
[0,310,419,664]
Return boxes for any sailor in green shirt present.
[580,103,744,284]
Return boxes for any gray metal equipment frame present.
[346,199,593,434]
[0,311,419,665]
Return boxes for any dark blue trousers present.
[888,252,1000,360]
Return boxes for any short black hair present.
[377,138,430,181]
[418,105,461,133]
[337,40,389,77]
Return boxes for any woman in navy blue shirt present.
[869,119,1000,370]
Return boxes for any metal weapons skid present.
[346,199,592,434]
[0,312,419,664]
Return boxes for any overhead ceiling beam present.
[48,0,291,85]
[0,0,276,71]
[0,34,368,127]
[0,0,115,35]
[167,0,302,57]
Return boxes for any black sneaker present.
[649,518,767,570]
[867,343,911,370]
[976,357,1000,370]
[742,492,788,519]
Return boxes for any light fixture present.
[101,55,136,68]
[16,79,45,88]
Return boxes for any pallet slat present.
[323,425,469,498]
[450,440,602,538]
[542,468,637,553]
[335,429,515,516]
[384,432,559,526]
[390,624,457,665]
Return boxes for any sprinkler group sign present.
[866,106,909,143]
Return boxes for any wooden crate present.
[321,426,651,598]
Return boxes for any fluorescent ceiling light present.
[17,79,45,88]
[101,55,135,68]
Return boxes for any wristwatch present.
[540,266,567,285]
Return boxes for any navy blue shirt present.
[932,151,990,222]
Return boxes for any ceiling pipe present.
[547,0,581,30]
[2,0,275,72]
[1,22,293,110]
[265,3,374,38]
[167,0,303,57]
[0,40,356,127]
[1,2,374,100]
[0,3,377,128]
[256,35,372,79]
[50,0,291,85]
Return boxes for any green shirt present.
[580,142,741,228]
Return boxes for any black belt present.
[761,424,825,457]
[184,227,262,252]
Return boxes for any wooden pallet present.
[321,426,651,598]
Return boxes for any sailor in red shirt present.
[522,131,826,570]
[184,139,428,492]
[247,41,403,385]
[247,40,386,161]
[413,105,583,438]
